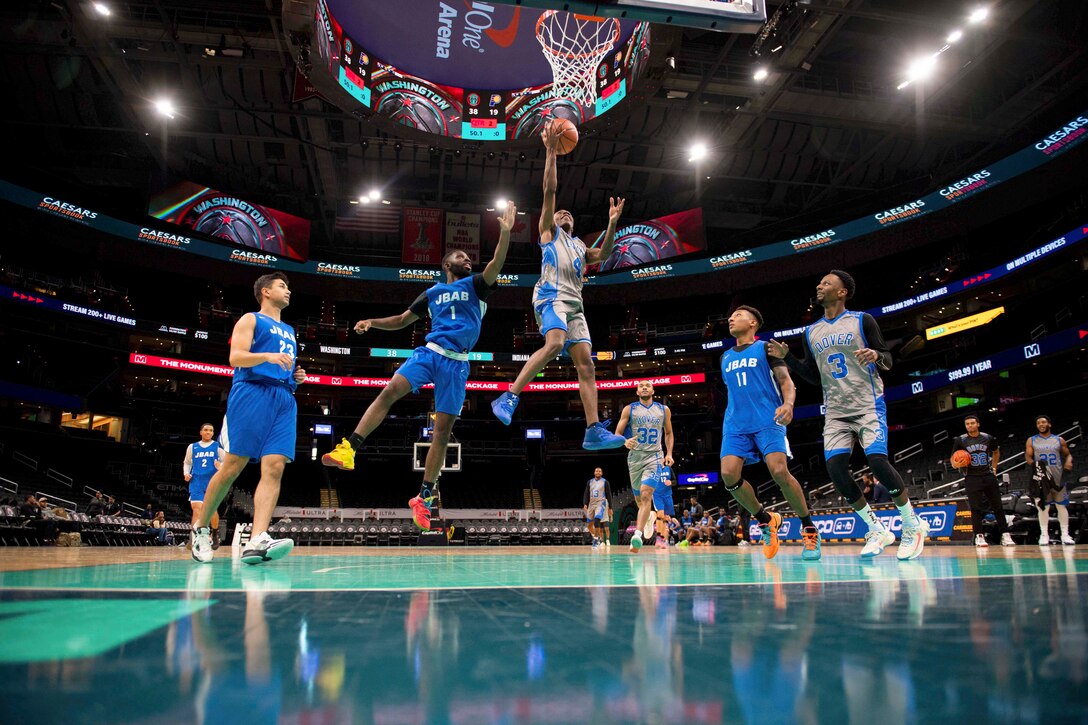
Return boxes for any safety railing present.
[46,468,73,488]
[35,492,77,512]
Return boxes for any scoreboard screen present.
[312,0,650,143]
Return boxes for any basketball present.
[951,450,972,468]
[551,118,578,155]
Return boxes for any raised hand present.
[498,203,517,232]
[608,196,625,224]
[540,121,562,152]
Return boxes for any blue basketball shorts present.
[396,346,470,417]
[189,476,213,503]
[720,424,792,465]
[220,381,297,462]
[653,483,675,516]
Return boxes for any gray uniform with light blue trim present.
[1031,434,1066,502]
[806,311,888,457]
[532,227,591,345]
[626,401,666,491]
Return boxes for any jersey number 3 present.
[827,353,848,379]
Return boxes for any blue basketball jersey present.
[189,441,219,479]
[234,312,297,389]
[412,274,490,354]
[721,340,783,434]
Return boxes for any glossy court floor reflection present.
[0,546,1085,724]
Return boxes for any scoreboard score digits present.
[462,90,508,141]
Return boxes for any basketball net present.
[535,11,620,106]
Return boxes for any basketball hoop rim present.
[535,10,621,61]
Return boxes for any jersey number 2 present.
[827,353,848,379]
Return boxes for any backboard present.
[491,0,768,32]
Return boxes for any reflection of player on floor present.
[719,306,821,561]
[952,414,1014,548]
[767,270,928,560]
[614,380,674,552]
[490,121,627,451]
[583,467,612,547]
[192,273,305,565]
[184,423,223,550]
[1026,415,1075,545]
[322,206,517,530]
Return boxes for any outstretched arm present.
[354,303,422,334]
[538,124,562,240]
[482,204,516,286]
[585,197,625,264]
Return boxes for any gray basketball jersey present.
[533,227,587,306]
[1031,434,1064,487]
[588,478,608,507]
[625,401,666,452]
[805,311,885,419]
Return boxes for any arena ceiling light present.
[496,199,509,210]
[946,29,963,43]
[92,2,111,16]
[753,67,769,81]
[898,53,938,90]
[968,7,989,23]
[688,142,709,163]
[153,98,175,119]
[367,189,380,201]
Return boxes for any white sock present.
[897,501,918,529]
[858,504,884,533]
[1057,506,1070,537]
[1038,504,1050,537]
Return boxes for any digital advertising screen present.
[310,0,650,142]
[148,179,311,262]
[586,207,706,274]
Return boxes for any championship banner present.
[402,207,444,265]
[445,211,481,262]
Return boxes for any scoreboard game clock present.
[462,90,508,141]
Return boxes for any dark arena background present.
[1,0,1087,723]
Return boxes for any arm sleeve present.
[604,480,612,504]
[583,482,591,507]
[951,436,965,452]
[765,348,787,370]
[860,313,894,371]
[472,273,497,301]
[183,445,193,476]
[408,291,429,318]
[783,341,821,386]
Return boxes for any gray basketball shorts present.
[823,410,889,460]
[628,450,663,492]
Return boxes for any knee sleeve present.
[725,479,744,493]
[868,454,905,497]
[826,454,863,502]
